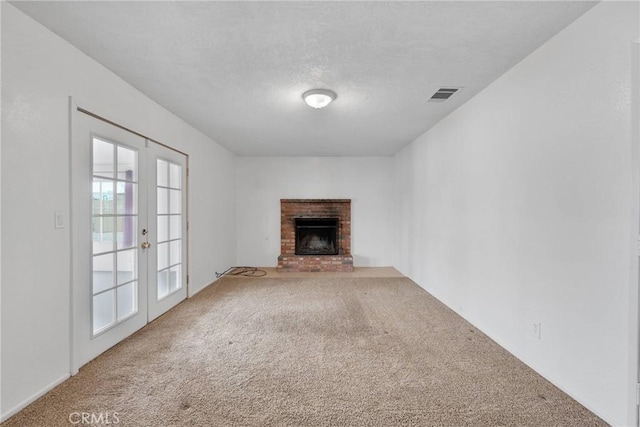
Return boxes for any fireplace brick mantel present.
[277,199,354,272]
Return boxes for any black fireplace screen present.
[295,218,339,255]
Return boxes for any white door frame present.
[69,98,189,374]
[631,40,640,427]
[71,106,149,371]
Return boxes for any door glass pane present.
[116,216,137,250]
[93,290,115,332]
[117,146,138,182]
[169,215,181,240]
[117,282,137,320]
[116,182,137,215]
[93,216,114,254]
[169,163,181,189]
[158,242,169,270]
[93,253,114,293]
[116,249,137,285]
[157,188,169,215]
[158,215,169,243]
[157,270,169,300]
[93,138,114,179]
[169,240,181,266]
[169,189,181,214]
[157,159,168,187]
[92,180,114,215]
[170,265,182,292]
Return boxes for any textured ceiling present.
[12,1,596,156]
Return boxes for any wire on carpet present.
[215,266,267,278]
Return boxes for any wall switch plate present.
[54,212,65,229]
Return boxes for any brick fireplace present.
[277,199,354,272]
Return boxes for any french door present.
[71,107,187,371]
[147,142,188,321]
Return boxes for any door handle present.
[141,242,151,249]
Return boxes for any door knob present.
[141,242,151,249]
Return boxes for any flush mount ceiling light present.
[302,89,337,109]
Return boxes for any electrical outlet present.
[54,212,65,229]
[532,322,542,340]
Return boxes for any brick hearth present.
[277,199,354,272]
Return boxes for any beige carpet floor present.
[3,276,606,426]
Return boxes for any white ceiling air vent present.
[428,87,460,102]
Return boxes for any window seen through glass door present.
[92,137,139,335]
[156,159,183,300]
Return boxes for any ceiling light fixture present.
[302,89,337,109]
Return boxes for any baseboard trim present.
[1,373,70,423]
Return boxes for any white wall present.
[2,0,637,424]
[235,157,394,267]
[394,2,639,426]
[0,4,4,416]
[1,3,236,420]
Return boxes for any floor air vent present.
[428,87,460,102]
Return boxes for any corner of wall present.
[627,38,640,427]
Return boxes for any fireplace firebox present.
[295,218,338,255]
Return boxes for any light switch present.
[54,212,65,229]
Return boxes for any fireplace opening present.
[295,218,339,255]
